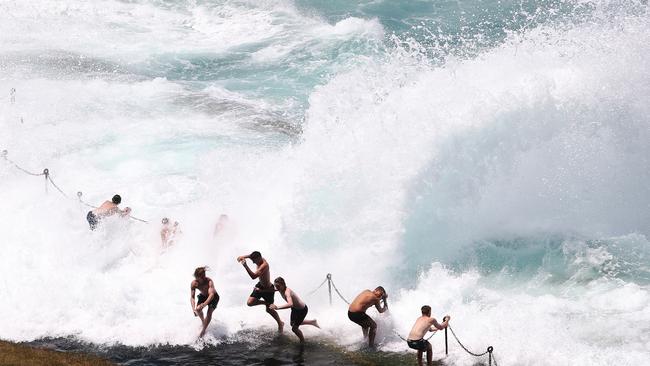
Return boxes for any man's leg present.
[196,308,206,338]
[200,307,215,338]
[362,326,369,338]
[266,306,284,333]
[247,297,265,306]
[417,350,423,366]
[302,319,320,328]
[292,325,305,343]
[426,342,433,366]
[368,318,377,348]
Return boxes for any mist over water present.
[1,1,649,365]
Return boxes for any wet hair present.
[421,305,431,315]
[194,266,208,278]
[250,251,262,261]
[162,217,169,224]
[375,286,386,298]
[274,277,286,288]
[112,194,121,204]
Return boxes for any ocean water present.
[1,0,649,365]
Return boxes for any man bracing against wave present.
[190,266,219,338]
[348,286,388,348]
[269,277,320,343]
[237,251,284,332]
[406,306,450,366]
[86,194,131,230]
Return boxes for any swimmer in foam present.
[213,214,228,237]
[269,277,320,343]
[160,218,180,247]
[86,194,131,230]
[237,251,284,333]
[348,286,388,348]
[190,266,219,338]
[406,306,450,366]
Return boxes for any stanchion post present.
[43,169,49,194]
[488,346,493,366]
[327,273,332,306]
[445,327,448,355]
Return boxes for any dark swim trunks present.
[250,282,275,304]
[348,311,374,328]
[407,338,430,351]
[87,211,99,230]
[197,293,220,310]
[290,305,308,327]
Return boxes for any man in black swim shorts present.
[237,251,284,333]
[406,305,450,366]
[190,266,219,338]
[86,194,131,230]
[269,277,320,343]
[347,286,388,347]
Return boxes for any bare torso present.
[348,290,379,313]
[408,316,435,340]
[192,277,214,296]
[281,287,306,309]
[93,201,118,217]
[257,259,272,288]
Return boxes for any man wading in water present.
[237,251,284,332]
[406,306,450,366]
[347,286,388,348]
[190,266,219,338]
[86,194,131,230]
[269,277,320,343]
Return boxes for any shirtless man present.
[86,194,131,230]
[407,306,450,366]
[236,251,283,332]
[347,286,388,347]
[269,277,319,343]
[213,214,228,237]
[190,266,219,338]
[161,218,180,247]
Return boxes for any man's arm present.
[271,289,293,310]
[374,295,388,313]
[236,254,251,262]
[431,315,450,330]
[190,282,197,314]
[242,260,266,280]
[374,298,388,313]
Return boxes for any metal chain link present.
[448,324,491,357]
[3,150,148,224]
[329,278,351,304]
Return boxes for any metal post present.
[43,169,49,194]
[488,346,493,366]
[445,327,448,355]
[327,273,332,306]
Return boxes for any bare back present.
[408,316,435,340]
[281,287,306,309]
[93,200,118,217]
[348,290,380,313]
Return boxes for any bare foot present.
[278,321,284,333]
[314,320,320,329]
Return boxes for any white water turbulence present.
[0,0,649,365]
